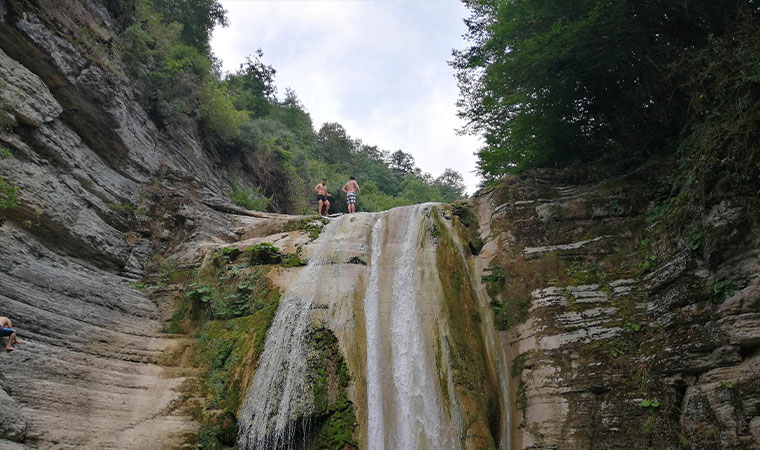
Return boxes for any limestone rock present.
[0,387,27,442]
[0,2,275,447]
[474,167,760,449]
[0,48,62,127]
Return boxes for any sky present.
[210,0,482,194]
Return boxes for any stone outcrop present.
[472,168,760,449]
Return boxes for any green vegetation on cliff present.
[107,0,466,214]
[162,248,282,449]
[431,206,501,449]
[308,327,359,450]
[159,239,358,449]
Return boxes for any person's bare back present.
[341,177,360,213]
[342,180,359,193]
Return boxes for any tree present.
[227,50,277,117]
[452,0,750,181]
[388,150,416,175]
[153,0,228,52]
[271,89,314,150]
[314,123,357,168]
[435,169,466,201]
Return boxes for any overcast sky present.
[210,0,482,194]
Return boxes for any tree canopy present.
[453,0,757,183]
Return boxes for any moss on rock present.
[308,327,358,450]
[433,206,501,448]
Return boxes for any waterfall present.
[237,217,342,450]
[363,217,386,450]
[388,205,453,449]
[238,204,508,450]
[363,204,457,450]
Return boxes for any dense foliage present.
[111,0,467,214]
[453,0,760,183]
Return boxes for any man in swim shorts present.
[0,316,23,351]
[314,178,332,216]
[341,176,360,214]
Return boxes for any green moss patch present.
[308,327,358,450]
[160,250,283,449]
[451,202,484,255]
[245,242,306,267]
[433,207,500,448]
[284,216,327,241]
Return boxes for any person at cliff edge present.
[314,178,332,216]
[341,176,360,214]
[1,316,23,351]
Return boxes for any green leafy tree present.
[152,0,228,52]
[270,89,315,151]
[314,123,358,168]
[388,150,417,176]
[200,82,249,140]
[227,50,277,117]
[453,0,751,182]
[435,168,467,201]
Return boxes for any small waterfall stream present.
[237,204,509,450]
[237,217,343,450]
[363,217,386,449]
[387,204,455,449]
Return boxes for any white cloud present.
[211,0,482,193]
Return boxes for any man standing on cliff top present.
[314,178,331,216]
[342,176,360,214]
[1,316,23,351]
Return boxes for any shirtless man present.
[314,178,332,216]
[341,176,360,214]
[0,316,23,351]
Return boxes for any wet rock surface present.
[473,168,760,449]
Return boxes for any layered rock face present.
[0,1,261,448]
[472,168,760,449]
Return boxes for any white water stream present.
[387,205,455,449]
[363,217,386,449]
[237,217,342,450]
[362,204,457,450]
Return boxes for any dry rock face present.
[0,1,266,448]
[472,168,760,449]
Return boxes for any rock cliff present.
[471,167,760,449]
[0,1,264,448]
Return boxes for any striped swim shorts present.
[347,192,356,205]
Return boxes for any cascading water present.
[362,204,457,450]
[237,217,343,450]
[388,205,455,449]
[363,217,386,450]
[238,204,509,450]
